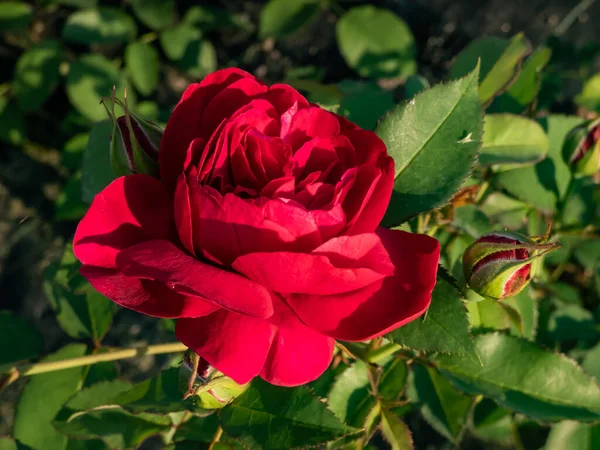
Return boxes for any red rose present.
[74,68,440,386]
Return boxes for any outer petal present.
[260,299,334,386]
[116,240,274,319]
[160,68,257,190]
[73,175,173,269]
[287,228,440,341]
[176,311,277,385]
[342,130,395,234]
[232,234,394,295]
[80,266,218,318]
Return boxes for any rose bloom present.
[74,69,440,386]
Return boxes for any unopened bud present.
[103,88,161,178]
[179,351,248,409]
[463,230,559,300]
[562,117,600,176]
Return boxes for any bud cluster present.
[179,351,248,409]
[102,88,162,178]
[562,117,600,176]
[463,230,559,300]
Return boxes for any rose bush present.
[73,68,440,386]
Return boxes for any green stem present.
[365,343,402,364]
[1,342,187,378]
[555,0,597,36]
[556,175,576,226]
[511,416,526,450]
[208,426,223,450]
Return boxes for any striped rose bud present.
[179,351,248,409]
[463,231,559,300]
[562,117,600,177]
[103,89,161,178]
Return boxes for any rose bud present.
[179,351,248,409]
[562,117,600,176]
[463,231,559,300]
[103,90,162,178]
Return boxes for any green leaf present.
[480,192,529,230]
[480,114,549,166]
[404,74,430,99]
[467,298,512,331]
[66,54,127,122]
[221,378,357,450]
[60,380,134,412]
[491,46,552,112]
[180,40,217,79]
[583,343,600,382]
[407,365,473,442]
[160,24,202,61]
[0,439,33,450]
[259,0,320,39]
[0,97,26,145]
[328,361,377,428]
[131,0,175,30]
[436,333,600,421]
[55,172,88,221]
[54,408,171,449]
[0,310,42,365]
[503,288,538,340]
[493,115,584,212]
[452,204,493,238]
[378,358,409,402]
[0,1,32,30]
[44,244,115,343]
[545,421,600,450]
[548,304,596,343]
[336,5,416,79]
[125,42,159,96]
[576,73,600,112]
[377,66,482,224]
[61,133,89,172]
[63,8,137,45]
[184,5,250,31]
[172,414,220,443]
[14,344,88,450]
[81,120,116,202]
[380,409,413,450]
[337,81,395,130]
[113,367,196,414]
[451,34,530,104]
[13,40,63,112]
[160,25,217,78]
[388,274,477,359]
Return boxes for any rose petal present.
[160,68,255,191]
[187,182,323,264]
[284,107,341,150]
[116,239,274,319]
[73,175,173,269]
[176,311,277,385]
[174,174,195,257]
[260,84,309,116]
[260,300,334,386]
[81,266,218,318]
[342,131,394,234]
[286,227,440,341]
[201,77,268,138]
[232,233,393,295]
